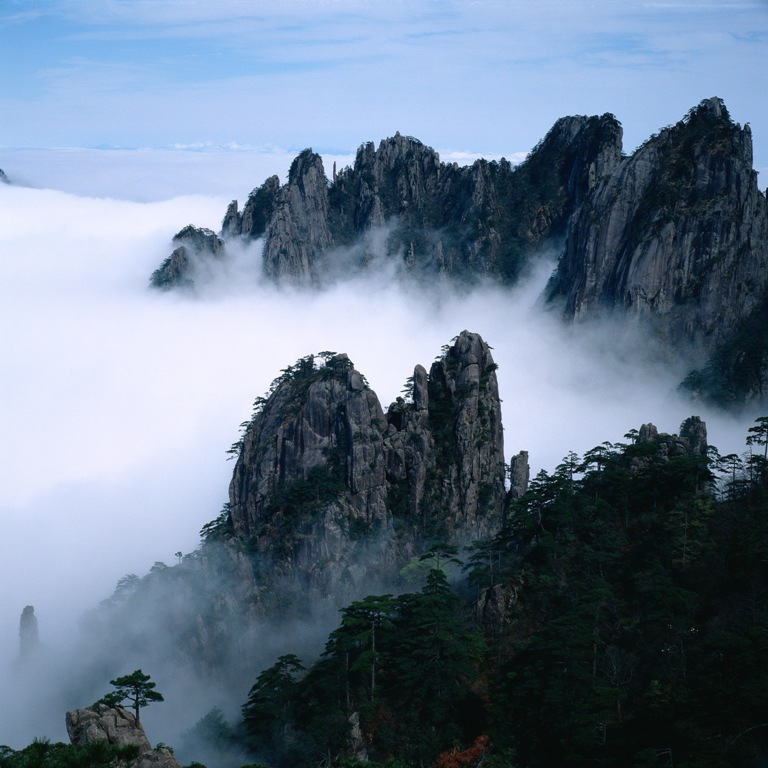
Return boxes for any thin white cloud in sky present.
[0,0,765,174]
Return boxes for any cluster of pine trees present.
[220,418,768,767]
[6,419,768,768]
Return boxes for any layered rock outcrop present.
[66,705,180,768]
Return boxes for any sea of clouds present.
[0,147,761,748]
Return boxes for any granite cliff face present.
[151,116,622,288]
[84,331,518,678]
[227,330,507,600]
[547,98,768,399]
[228,351,394,599]
[147,99,768,404]
[384,331,506,545]
[261,150,335,284]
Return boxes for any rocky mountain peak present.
[222,331,511,606]
[548,97,768,366]
[150,113,626,288]
[288,148,326,191]
[262,150,334,285]
[385,330,507,545]
[227,352,393,603]
[149,225,224,291]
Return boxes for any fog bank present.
[0,177,761,748]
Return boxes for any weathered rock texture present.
[547,98,768,402]
[85,331,521,680]
[384,331,507,545]
[631,416,709,467]
[228,351,394,600]
[151,117,622,287]
[150,225,224,291]
[261,151,335,284]
[66,705,180,768]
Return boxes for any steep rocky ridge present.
[221,174,281,240]
[146,99,768,405]
[151,116,622,287]
[0,168,9,184]
[83,331,517,681]
[261,150,335,284]
[227,330,507,600]
[384,331,506,545]
[547,98,768,400]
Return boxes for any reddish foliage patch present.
[433,735,491,768]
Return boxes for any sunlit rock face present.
[66,704,181,768]
[548,98,768,363]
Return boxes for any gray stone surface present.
[549,97,768,356]
[65,704,180,768]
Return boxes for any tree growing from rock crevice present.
[100,669,164,726]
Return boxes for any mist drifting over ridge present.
[0,151,763,750]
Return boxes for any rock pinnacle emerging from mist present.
[19,605,38,659]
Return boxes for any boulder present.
[65,704,181,768]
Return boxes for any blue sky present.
[1,0,767,176]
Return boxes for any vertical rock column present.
[19,605,38,659]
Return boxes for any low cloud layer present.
[0,175,762,748]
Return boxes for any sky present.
[0,0,767,190]
[1,0,768,749]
